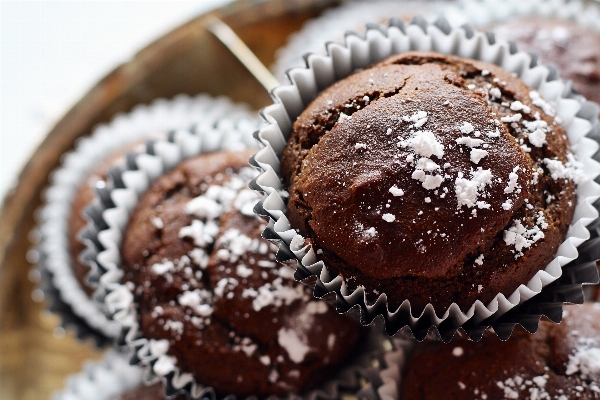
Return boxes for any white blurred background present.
[0,0,232,201]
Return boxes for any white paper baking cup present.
[53,350,144,400]
[33,94,256,342]
[84,122,403,399]
[271,0,450,82]
[250,17,600,342]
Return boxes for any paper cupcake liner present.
[82,120,404,400]
[33,94,256,343]
[53,350,144,400]
[250,17,600,342]
[271,0,450,82]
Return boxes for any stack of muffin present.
[46,1,600,399]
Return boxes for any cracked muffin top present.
[282,51,578,314]
[120,150,363,399]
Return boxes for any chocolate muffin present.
[491,18,600,105]
[121,150,363,398]
[401,302,600,399]
[282,51,578,314]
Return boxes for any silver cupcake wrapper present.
[53,350,144,400]
[250,17,600,342]
[32,94,256,343]
[83,120,403,399]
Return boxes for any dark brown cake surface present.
[282,51,577,314]
[401,302,600,399]
[121,150,363,399]
[492,18,600,104]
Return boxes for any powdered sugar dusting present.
[454,168,493,209]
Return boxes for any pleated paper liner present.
[80,120,405,400]
[53,350,144,400]
[249,17,600,342]
[33,94,256,345]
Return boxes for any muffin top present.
[492,18,600,105]
[121,150,363,399]
[282,51,578,312]
[401,302,600,399]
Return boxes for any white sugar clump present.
[338,112,352,123]
[423,175,444,190]
[233,189,260,217]
[179,220,219,247]
[389,185,404,196]
[504,166,520,194]
[178,289,213,317]
[416,157,440,172]
[501,113,522,123]
[490,87,502,99]
[185,197,223,219]
[402,110,428,128]
[503,213,547,257]
[242,277,308,312]
[460,121,474,134]
[216,229,261,263]
[456,137,484,148]
[236,264,254,278]
[530,91,555,117]
[470,149,489,164]
[454,168,493,209]
[382,213,396,222]
[151,217,164,229]
[497,374,551,400]
[452,347,464,357]
[510,101,531,114]
[523,119,549,148]
[152,260,175,275]
[364,227,377,237]
[404,130,445,159]
[543,155,582,183]
[305,301,328,315]
[278,328,310,363]
[214,277,239,298]
[566,347,600,380]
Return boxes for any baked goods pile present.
[42,3,600,400]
